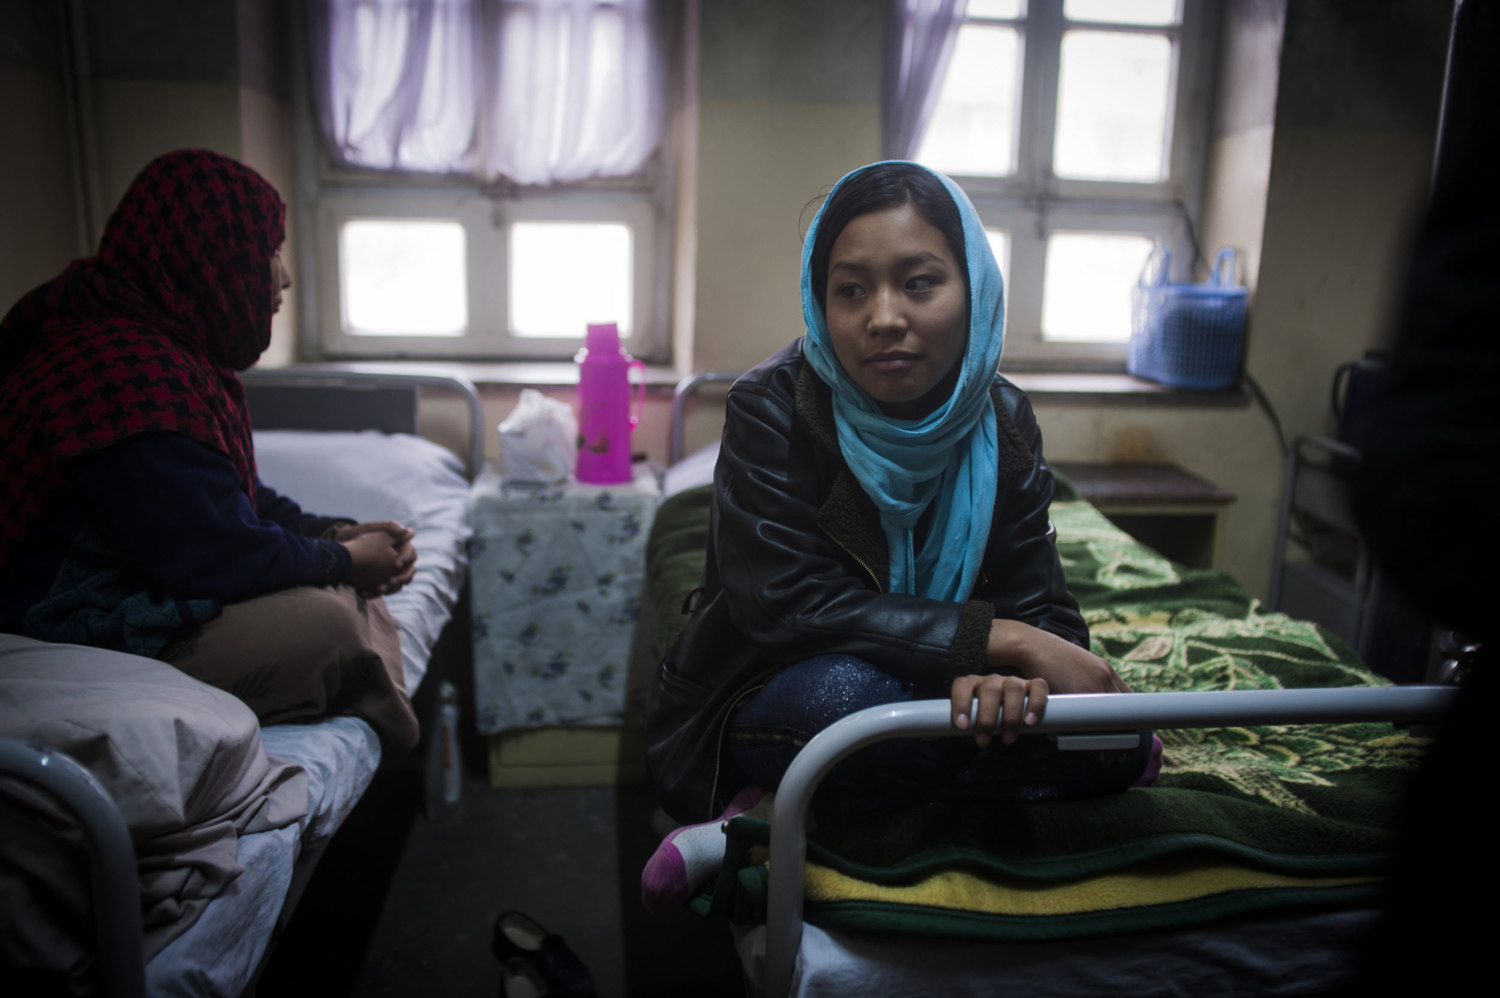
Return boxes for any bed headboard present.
[669,371,741,465]
[241,368,484,479]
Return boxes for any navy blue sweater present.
[0,431,353,635]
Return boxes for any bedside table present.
[1052,462,1237,570]
[468,465,661,785]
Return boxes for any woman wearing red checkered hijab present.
[0,150,418,750]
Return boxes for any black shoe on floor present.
[492,911,598,998]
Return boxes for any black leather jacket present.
[646,339,1087,822]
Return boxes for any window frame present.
[924,0,1215,370]
[311,185,663,360]
[290,0,680,363]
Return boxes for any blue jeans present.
[726,654,1152,816]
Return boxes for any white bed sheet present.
[147,717,381,998]
[735,908,1377,997]
[252,429,472,693]
[663,441,720,497]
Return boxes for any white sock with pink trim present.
[641,786,771,914]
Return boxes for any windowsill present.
[266,360,1249,405]
[268,359,683,391]
[1006,371,1250,406]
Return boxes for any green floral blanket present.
[669,488,1426,940]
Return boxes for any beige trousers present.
[165,585,420,752]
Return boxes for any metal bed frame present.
[757,685,1460,998]
[0,738,146,998]
[241,366,485,478]
[668,370,740,465]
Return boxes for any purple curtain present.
[883,0,968,160]
[308,0,664,186]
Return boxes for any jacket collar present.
[794,359,840,456]
[793,361,890,588]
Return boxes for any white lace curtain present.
[883,0,967,159]
[308,0,664,186]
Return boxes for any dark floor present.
[263,769,745,998]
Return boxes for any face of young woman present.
[824,203,968,420]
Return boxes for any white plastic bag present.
[497,389,577,483]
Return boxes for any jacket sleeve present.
[65,431,352,602]
[710,379,993,694]
[978,388,1090,648]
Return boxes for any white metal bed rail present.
[0,737,146,998]
[761,685,1460,998]
[242,367,486,478]
[669,370,741,465]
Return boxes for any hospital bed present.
[640,371,1463,997]
[0,369,478,997]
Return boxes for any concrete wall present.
[0,1,79,308]
[0,0,298,360]
[692,0,884,373]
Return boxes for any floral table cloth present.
[470,467,661,733]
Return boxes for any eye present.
[906,274,939,293]
[832,282,864,300]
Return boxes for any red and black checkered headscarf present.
[0,149,286,564]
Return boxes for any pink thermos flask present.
[575,322,645,484]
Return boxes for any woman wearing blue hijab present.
[645,163,1152,877]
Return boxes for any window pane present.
[510,222,633,338]
[342,220,467,336]
[967,0,1022,18]
[916,25,1020,177]
[1054,31,1173,182]
[1041,233,1154,342]
[983,228,1011,288]
[1064,0,1179,26]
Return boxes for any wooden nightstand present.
[1051,462,1237,571]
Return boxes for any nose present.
[867,284,905,336]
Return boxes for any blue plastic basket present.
[1129,247,1247,390]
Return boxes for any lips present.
[868,351,919,372]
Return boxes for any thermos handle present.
[627,359,646,430]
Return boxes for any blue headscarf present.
[801,161,1005,601]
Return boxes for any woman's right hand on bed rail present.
[951,673,1048,747]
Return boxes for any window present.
[300,0,677,361]
[913,0,1213,368]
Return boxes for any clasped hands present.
[951,618,1131,748]
[336,521,418,597]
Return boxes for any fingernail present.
[955,714,969,730]
[1025,712,1038,725]
[1002,730,1016,745]
[975,733,990,747]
